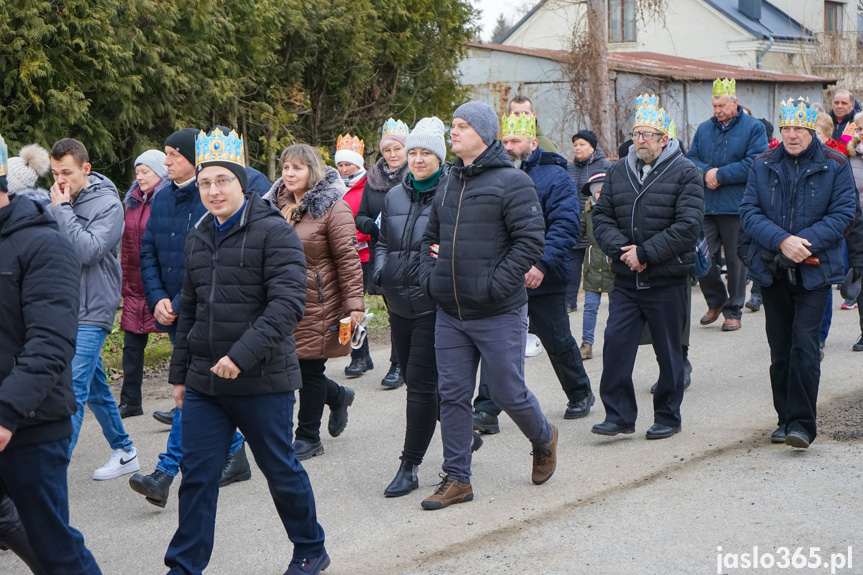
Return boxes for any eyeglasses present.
[197,176,237,191]
[630,131,664,141]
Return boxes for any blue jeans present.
[0,437,102,574]
[165,389,325,574]
[582,290,603,345]
[157,407,244,477]
[69,325,133,455]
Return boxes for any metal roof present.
[702,0,813,42]
[466,42,836,84]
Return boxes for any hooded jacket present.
[521,147,581,295]
[419,141,545,319]
[592,138,705,287]
[0,194,79,449]
[581,194,615,293]
[373,168,440,319]
[567,147,611,249]
[264,168,365,359]
[121,178,168,334]
[686,107,768,215]
[168,192,306,395]
[50,172,123,331]
[830,99,862,141]
[740,139,857,289]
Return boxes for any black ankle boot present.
[384,460,419,497]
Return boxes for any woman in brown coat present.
[264,144,365,460]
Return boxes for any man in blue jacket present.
[687,78,767,332]
[740,97,857,449]
[473,112,593,428]
[130,128,251,508]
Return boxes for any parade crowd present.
[0,78,861,575]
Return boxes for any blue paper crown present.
[195,128,245,168]
[633,93,672,135]
[778,97,817,131]
[0,134,7,178]
[381,118,410,140]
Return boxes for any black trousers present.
[120,331,150,407]
[474,292,592,416]
[699,215,747,319]
[566,248,586,308]
[389,312,439,466]
[599,283,687,427]
[361,261,397,366]
[761,272,830,441]
[296,359,347,443]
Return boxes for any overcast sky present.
[472,0,531,41]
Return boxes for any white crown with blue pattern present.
[633,94,672,135]
[195,128,245,168]
[778,97,818,131]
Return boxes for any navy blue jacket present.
[522,147,581,295]
[686,107,767,215]
[830,99,862,141]
[740,140,857,289]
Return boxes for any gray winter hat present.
[406,117,447,163]
[134,149,168,180]
[452,101,499,146]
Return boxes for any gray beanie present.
[7,144,51,195]
[452,101,499,146]
[405,117,447,163]
[134,149,168,180]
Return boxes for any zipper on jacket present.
[314,272,324,303]
[402,200,422,317]
[208,247,218,395]
[452,178,467,320]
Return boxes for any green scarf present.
[409,168,442,194]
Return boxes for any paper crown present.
[195,128,245,167]
[633,94,672,134]
[668,119,678,139]
[500,112,537,138]
[713,78,736,98]
[337,134,365,156]
[0,134,7,178]
[381,118,410,140]
[778,97,818,131]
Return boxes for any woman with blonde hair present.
[264,144,365,460]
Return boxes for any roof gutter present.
[757,34,775,69]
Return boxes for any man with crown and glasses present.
[687,78,767,333]
[591,95,704,440]
[740,98,856,450]
[163,128,329,575]
[472,111,594,427]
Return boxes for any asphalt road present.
[3,292,862,575]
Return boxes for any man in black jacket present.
[419,101,557,510]
[0,135,102,573]
[591,95,705,440]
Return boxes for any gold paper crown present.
[778,97,818,131]
[633,94,672,135]
[668,119,678,139]
[381,118,410,140]
[713,78,736,98]
[500,112,537,138]
[843,122,857,137]
[195,128,245,167]
[337,134,365,156]
[0,134,7,178]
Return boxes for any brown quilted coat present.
[265,168,365,359]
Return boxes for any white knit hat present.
[405,117,447,163]
[6,144,50,195]
[135,149,168,180]
[334,149,365,170]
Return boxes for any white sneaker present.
[93,447,140,480]
[525,333,544,357]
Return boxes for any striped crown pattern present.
[337,134,365,156]
[381,118,410,140]
[633,94,672,135]
[0,134,7,177]
[500,112,537,138]
[195,128,245,168]
[713,78,736,98]
[778,97,817,131]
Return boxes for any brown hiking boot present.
[531,424,558,485]
[579,341,593,359]
[421,474,473,510]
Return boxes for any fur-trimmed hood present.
[13,187,51,207]
[264,167,347,220]
[365,157,408,191]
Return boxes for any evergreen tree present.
[491,14,512,43]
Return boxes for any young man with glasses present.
[590,95,704,440]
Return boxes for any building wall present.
[502,0,581,51]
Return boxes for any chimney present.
[739,0,762,21]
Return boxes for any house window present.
[608,0,636,43]
[825,2,842,35]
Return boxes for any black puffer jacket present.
[168,192,307,396]
[592,139,705,287]
[0,194,79,449]
[373,169,441,319]
[419,142,545,319]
